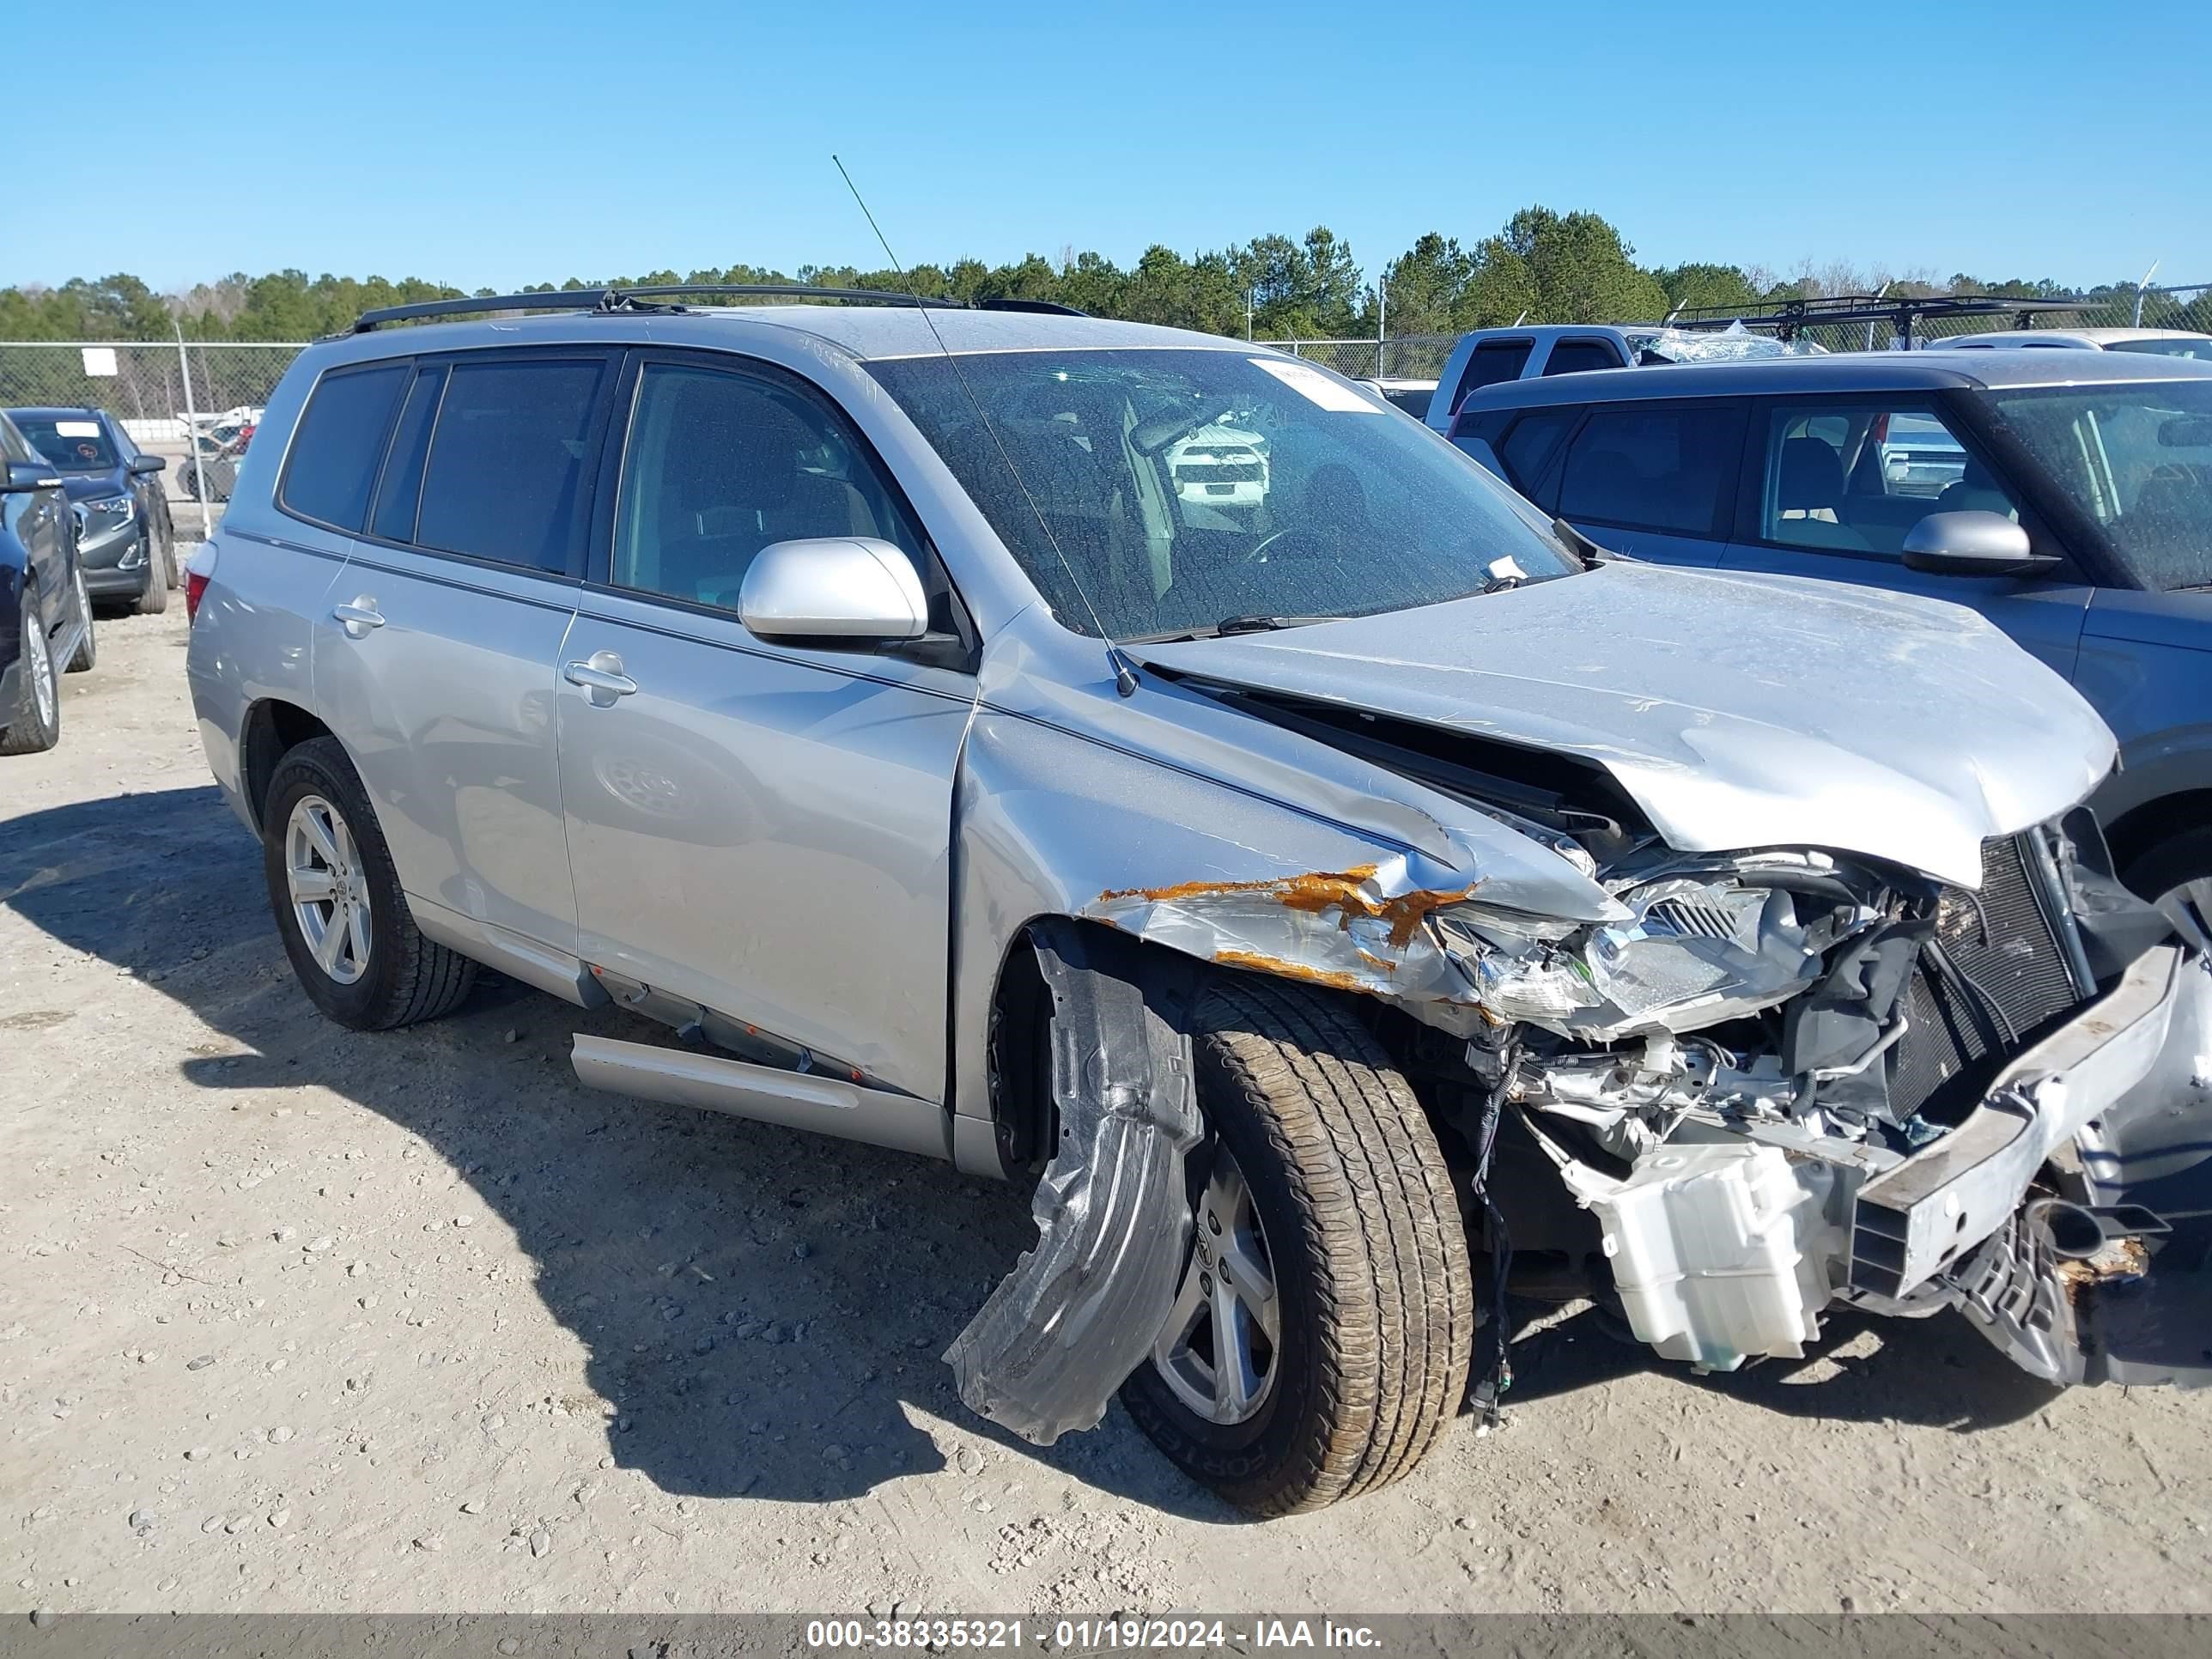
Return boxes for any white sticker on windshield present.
[1249,357,1383,414]
[55,420,100,437]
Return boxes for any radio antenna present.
[832,155,1139,696]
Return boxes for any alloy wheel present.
[285,794,372,985]
[26,612,55,729]
[1152,1144,1280,1425]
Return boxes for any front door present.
[1722,396,2092,677]
[556,353,973,1101]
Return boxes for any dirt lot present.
[3,606,2208,1618]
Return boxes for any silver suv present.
[187,288,2212,1516]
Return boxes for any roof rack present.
[348,283,1085,334]
[1667,292,2087,345]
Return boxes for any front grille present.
[1887,833,2087,1123]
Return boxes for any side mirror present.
[1900,510,2054,577]
[129,454,167,475]
[737,538,929,645]
[2,463,64,493]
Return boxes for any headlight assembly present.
[81,494,135,523]
[1437,876,1825,1038]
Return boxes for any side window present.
[611,362,927,611]
[278,364,410,532]
[1495,409,1580,508]
[111,422,139,462]
[1451,339,1534,409]
[415,357,607,573]
[1759,404,2016,556]
[1541,338,1626,376]
[369,366,447,544]
[1557,404,1746,535]
[0,416,28,465]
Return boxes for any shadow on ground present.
[0,784,1242,1520]
[1,787,2058,1520]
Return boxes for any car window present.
[0,415,30,465]
[1494,409,1579,507]
[1556,404,1745,535]
[111,422,139,462]
[611,362,927,611]
[278,365,410,532]
[1451,339,1534,410]
[415,357,606,573]
[368,367,447,544]
[1984,380,2212,591]
[10,413,119,472]
[1541,338,1626,376]
[869,349,1580,641]
[1759,403,2013,556]
[2106,337,2212,362]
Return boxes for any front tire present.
[2128,828,2212,953]
[131,539,169,615]
[261,737,476,1030]
[1120,976,1474,1515]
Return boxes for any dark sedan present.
[3,410,96,754]
[4,406,177,614]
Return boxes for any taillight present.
[185,539,218,623]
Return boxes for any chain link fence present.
[0,340,305,531]
[1255,335,1459,380]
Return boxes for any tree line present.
[0,204,2156,345]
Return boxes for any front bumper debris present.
[1950,949,2212,1387]
[944,923,1203,1444]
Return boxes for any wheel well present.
[2104,790,2212,881]
[240,700,333,832]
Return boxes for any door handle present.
[332,597,386,639]
[563,652,638,707]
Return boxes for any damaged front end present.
[1471,815,2212,1390]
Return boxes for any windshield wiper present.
[1126,614,1346,645]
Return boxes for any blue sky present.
[10,1,2207,295]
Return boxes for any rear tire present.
[2127,828,2212,952]
[66,568,97,672]
[0,585,62,755]
[1120,975,1474,1515]
[261,736,476,1030]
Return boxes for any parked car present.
[187,290,2211,1515]
[1165,419,1270,510]
[1421,323,1821,431]
[1936,326,2212,362]
[5,405,178,613]
[1352,376,1438,417]
[176,431,242,504]
[2,411,97,754]
[1449,349,2212,949]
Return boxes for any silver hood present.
[1134,560,2115,890]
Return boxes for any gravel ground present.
[3,607,2208,1618]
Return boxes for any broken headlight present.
[1437,877,1825,1038]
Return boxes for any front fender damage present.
[945,921,1205,1444]
[1082,853,1491,1017]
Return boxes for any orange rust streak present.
[1095,864,1479,953]
[1096,865,1381,908]
[1212,949,1371,992]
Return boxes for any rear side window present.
[1557,404,1747,535]
[279,364,409,531]
[415,358,606,573]
[1451,339,1534,410]
[1541,338,1626,376]
[369,367,447,544]
[1496,409,1580,508]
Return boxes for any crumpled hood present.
[1134,561,2116,890]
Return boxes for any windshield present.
[10,414,116,471]
[2105,337,2212,362]
[866,348,1578,640]
[1984,380,2212,591]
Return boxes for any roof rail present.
[349,283,1085,334]
[1668,292,2087,344]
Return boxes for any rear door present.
[555,349,974,1100]
[1720,394,2091,676]
[307,348,618,953]
[1548,399,1746,568]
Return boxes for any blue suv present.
[1451,350,2212,939]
